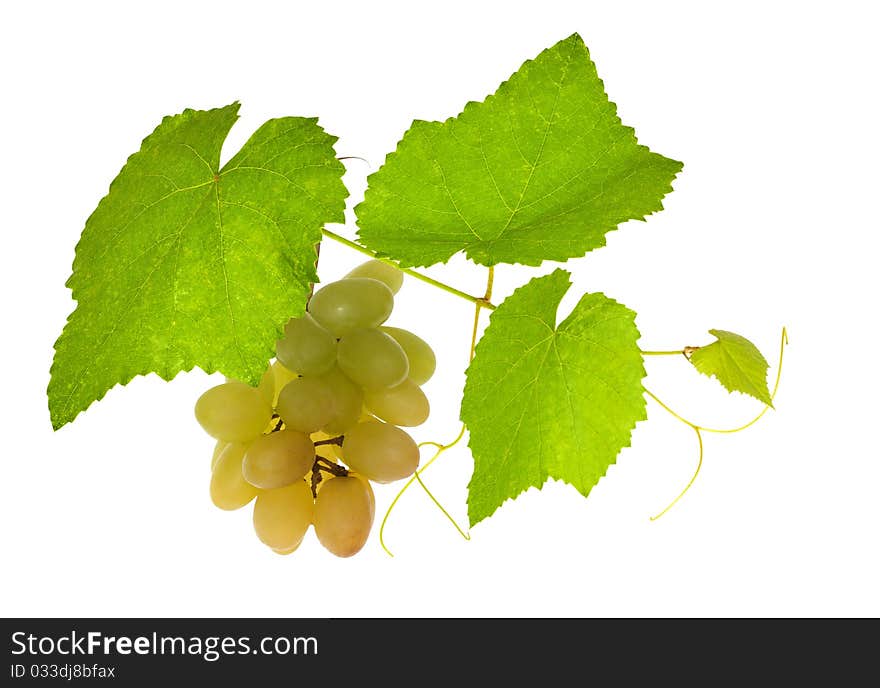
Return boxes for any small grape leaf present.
[461,269,646,526]
[48,103,347,429]
[355,33,682,268]
[690,330,773,406]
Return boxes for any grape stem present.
[310,456,348,497]
[640,345,700,359]
[313,435,344,447]
[314,456,347,476]
[322,229,497,310]
[645,326,788,519]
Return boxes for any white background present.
[1,1,877,618]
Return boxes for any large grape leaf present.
[49,103,347,429]
[690,330,773,406]
[461,270,646,526]
[355,33,682,268]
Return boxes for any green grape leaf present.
[461,269,646,526]
[690,330,773,406]
[355,33,682,268]
[49,103,347,429]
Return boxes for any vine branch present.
[322,228,497,310]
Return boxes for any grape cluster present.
[194,260,435,557]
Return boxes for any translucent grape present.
[344,259,404,294]
[342,420,420,483]
[313,476,375,557]
[318,366,364,434]
[380,326,437,385]
[242,430,314,489]
[364,379,430,427]
[308,277,393,337]
[210,443,259,510]
[253,480,314,552]
[195,381,272,442]
[337,329,409,390]
[277,376,335,434]
[275,314,337,376]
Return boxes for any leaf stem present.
[640,350,687,356]
[321,228,496,310]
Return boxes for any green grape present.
[242,430,315,489]
[308,277,394,337]
[364,379,430,427]
[342,420,420,483]
[313,476,375,558]
[318,366,364,434]
[277,376,335,434]
[253,480,314,552]
[210,443,259,510]
[275,314,337,376]
[211,440,228,471]
[344,259,404,294]
[380,326,436,385]
[195,381,272,443]
[270,361,299,405]
[337,328,409,390]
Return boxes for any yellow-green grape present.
[364,379,430,427]
[380,327,436,385]
[277,376,335,433]
[211,440,228,471]
[253,480,314,552]
[275,314,337,376]
[344,259,404,294]
[270,361,298,405]
[337,328,409,390]
[272,546,297,556]
[313,476,374,558]
[195,381,272,443]
[308,277,393,337]
[210,443,259,510]
[242,430,315,489]
[342,420,420,483]
[318,366,364,434]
